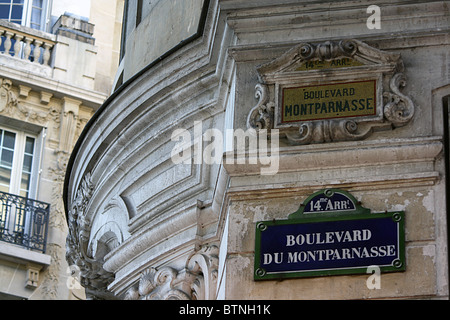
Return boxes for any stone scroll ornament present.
[66,172,116,299]
[124,245,219,300]
[247,39,415,145]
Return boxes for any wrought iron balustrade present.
[0,191,50,253]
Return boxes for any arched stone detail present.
[124,244,219,300]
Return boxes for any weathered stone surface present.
[64,0,450,300]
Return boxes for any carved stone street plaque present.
[247,39,415,145]
[281,80,377,123]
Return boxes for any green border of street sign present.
[254,189,406,281]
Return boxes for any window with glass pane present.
[0,0,9,17]
[20,136,34,198]
[0,128,36,198]
[0,0,12,20]
[0,129,16,194]
[30,0,42,30]
[11,0,24,24]
[0,0,47,31]
[0,0,24,24]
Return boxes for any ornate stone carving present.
[283,118,376,145]
[383,73,415,127]
[124,245,219,300]
[187,245,219,300]
[247,84,275,131]
[0,77,61,125]
[0,78,18,112]
[66,172,116,299]
[247,39,415,145]
[124,267,192,300]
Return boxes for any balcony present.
[0,191,50,254]
[0,20,55,78]
[0,15,100,93]
[0,21,54,65]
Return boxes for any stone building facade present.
[64,0,449,300]
[0,0,123,300]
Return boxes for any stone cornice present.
[223,136,443,198]
[0,65,107,109]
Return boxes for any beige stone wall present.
[0,0,122,300]
[63,0,449,300]
[224,184,442,299]
[90,0,124,94]
[0,77,96,299]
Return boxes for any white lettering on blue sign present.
[259,218,400,271]
[263,245,396,265]
[285,229,372,246]
[309,199,351,211]
[304,192,356,214]
[261,228,397,265]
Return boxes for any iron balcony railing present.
[0,191,50,253]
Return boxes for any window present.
[0,124,48,253]
[0,127,36,198]
[0,0,49,31]
[0,0,24,25]
[30,0,43,30]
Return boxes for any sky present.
[51,0,91,20]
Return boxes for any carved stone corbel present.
[186,245,219,300]
[383,73,415,127]
[66,172,116,299]
[247,39,415,145]
[124,244,219,300]
[247,83,275,131]
[124,267,192,300]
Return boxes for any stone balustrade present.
[1,15,100,93]
[0,22,56,67]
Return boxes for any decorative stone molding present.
[124,245,219,300]
[0,77,61,125]
[247,39,415,145]
[26,265,41,289]
[247,83,275,133]
[65,172,115,299]
[0,78,18,112]
[383,73,415,127]
[0,78,91,160]
[124,267,193,300]
[187,245,219,300]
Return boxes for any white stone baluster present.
[3,31,14,55]
[13,34,24,58]
[33,40,43,64]
[42,42,52,66]
[23,37,32,61]
[0,26,54,66]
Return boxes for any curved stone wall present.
[65,0,450,300]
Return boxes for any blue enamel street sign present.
[254,189,405,280]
